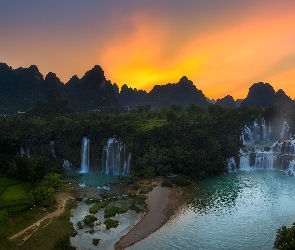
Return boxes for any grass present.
[0,181,77,250]
[16,200,77,250]
[0,184,28,201]
[0,178,20,186]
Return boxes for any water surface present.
[130,170,295,250]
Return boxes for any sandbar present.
[115,184,184,249]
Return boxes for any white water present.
[102,138,131,175]
[80,137,90,173]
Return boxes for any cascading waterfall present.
[50,140,56,158]
[80,137,90,173]
[20,144,30,157]
[63,159,72,171]
[241,118,271,145]
[233,120,295,175]
[286,159,295,176]
[227,157,236,172]
[20,145,25,156]
[280,121,290,139]
[102,138,131,175]
[272,138,295,156]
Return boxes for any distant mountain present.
[240,82,294,109]
[215,95,236,108]
[0,63,118,113]
[115,76,209,107]
[65,65,118,111]
[0,63,44,113]
[241,82,276,107]
[1,62,294,113]
[274,89,294,110]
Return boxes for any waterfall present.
[280,121,290,139]
[272,139,295,156]
[80,137,90,173]
[102,138,131,175]
[50,141,56,158]
[241,119,271,145]
[63,159,72,171]
[21,145,25,156]
[286,159,295,176]
[227,157,236,172]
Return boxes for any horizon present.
[1,0,295,99]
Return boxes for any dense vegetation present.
[274,223,295,249]
[1,98,294,180]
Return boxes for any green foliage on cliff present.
[274,223,295,249]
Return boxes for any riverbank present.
[114,184,185,249]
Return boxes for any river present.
[129,170,295,250]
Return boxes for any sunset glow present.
[1,0,295,99]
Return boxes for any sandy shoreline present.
[114,185,184,249]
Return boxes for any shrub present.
[104,206,127,218]
[83,215,97,228]
[89,200,109,214]
[274,223,295,249]
[129,203,143,213]
[104,219,119,230]
[92,238,101,246]
[53,235,75,250]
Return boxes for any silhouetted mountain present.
[0,63,118,113]
[0,63,44,113]
[115,76,208,107]
[1,62,294,113]
[241,82,276,107]
[65,65,118,111]
[274,89,294,110]
[215,95,236,108]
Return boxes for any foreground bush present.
[83,215,97,228]
[104,206,127,218]
[104,219,119,230]
[274,223,295,249]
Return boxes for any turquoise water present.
[130,170,295,250]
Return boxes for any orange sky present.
[1,0,295,100]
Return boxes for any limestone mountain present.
[65,65,118,111]
[215,95,236,108]
[116,76,208,107]
[241,82,276,107]
[274,89,294,110]
[0,63,44,113]
[240,82,294,109]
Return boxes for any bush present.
[83,214,97,228]
[53,235,75,250]
[129,203,143,213]
[77,221,83,229]
[104,206,127,218]
[89,200,109,214]
[92,238,101,246]
[29,186,55,207]
[274,223,295,249]
[104,219,119,230]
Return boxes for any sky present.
[1,0,295,100]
